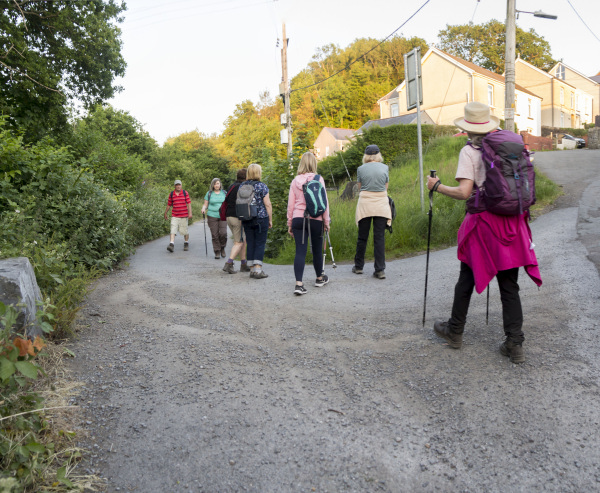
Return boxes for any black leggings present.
[449,262,524,343]
[291,217,324,282]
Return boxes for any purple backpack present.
[466,130,536,216]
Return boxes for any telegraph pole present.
[504,0,516,133]
[281,23,292,156]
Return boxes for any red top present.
[168,190,191,218]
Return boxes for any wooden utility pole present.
[504,0,516,133]
[281,23,292,156]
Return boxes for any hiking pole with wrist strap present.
[203,212,208,257]
[423,170,436,327]
[325,230,336,269]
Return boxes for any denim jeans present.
[448,262,524,343]
[243,217,269,266]
[291,217,324,282]
[354,216,387,272]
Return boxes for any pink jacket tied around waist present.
[457,211,542,294]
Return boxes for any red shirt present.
[168,190,191,218]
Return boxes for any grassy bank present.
[273,136,562,265]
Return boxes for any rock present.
[0,257,43,338]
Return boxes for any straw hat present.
[453,101,500,134]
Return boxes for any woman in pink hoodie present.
[287,152,331,295]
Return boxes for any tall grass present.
[273,135,561,264]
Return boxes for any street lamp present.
[504,1,557,133]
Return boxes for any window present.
[390,103,399,117]
[570,92,574,109]
[325,146,330,157]
[560,112,564,127]
[560,88,564,105]
[487,84,494,106]
[556,65,565,80]
[528,99,532,118]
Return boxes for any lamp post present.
[504,2,557,133]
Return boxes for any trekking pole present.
[322,227,328,276]
[325,230,337,269]
[203,212,208,257]
[486,285,490,325]
[422,170,436,327]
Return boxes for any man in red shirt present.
[164,180,192,252]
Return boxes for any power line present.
[125,0,276,30]
[566,0,600,45]
[289,0,431,94]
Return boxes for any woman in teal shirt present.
[201,178,228,259]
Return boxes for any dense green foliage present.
[157,130,232,196]
[0,0,126,142]
[438,20,556,74]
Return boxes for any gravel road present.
[67,149,600,492]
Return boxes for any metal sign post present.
[404,47,424,211]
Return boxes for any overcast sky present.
[108,0,600,144]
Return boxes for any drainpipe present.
[550,78,554,128]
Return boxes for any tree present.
[437,20,555,74]
[0,0,126,141]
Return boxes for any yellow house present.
[313,127,356,162]
[379,47,543,135]
[515,58,594,129]
[549,62,599,127]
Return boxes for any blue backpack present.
[302,174,327,218]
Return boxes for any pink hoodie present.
[287,173,330,227]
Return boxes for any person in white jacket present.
[287,152,331,295]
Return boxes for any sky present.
[108,0,600,144]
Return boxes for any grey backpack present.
[235,180,258,221]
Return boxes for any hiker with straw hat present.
[425,101,542,364]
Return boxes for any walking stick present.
[325,230,337,269]
[486,285,490,325]
[322,226,328,276]
[422,170,436,327]
[203,212,208,257]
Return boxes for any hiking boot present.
[240,263,251,272]
[222,262,237,274]
[183,243,189,251]
[500,340,525,364]
[253,270,268,279]
[221,248,226,258]
[294,285,307,296]
[167,243,174,253]
[315,274,329,287]
[373,270,386,279]
[214,252,220,259]
[433,320,463,349]
[352,266,363,274]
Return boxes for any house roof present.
[321,127,356,141]
[590,75,600,84]
[440,49,540,98]
[549,62,600,86]
[377,88,399,103]
[356,112,435,134]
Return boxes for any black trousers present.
[354,216,387,273]
[291,217,324,282]
[448,262,524,343]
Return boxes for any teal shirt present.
[204,190,226,218]
[357,162,389,191]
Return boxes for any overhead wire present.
[566,0,600,44]
[289,0,431,94]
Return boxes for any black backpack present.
[235,181,258,221]
[302,174,328,218]
[386,195,396,234]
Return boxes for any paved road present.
[68,149,600,492]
